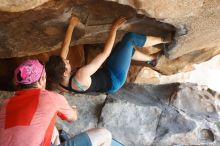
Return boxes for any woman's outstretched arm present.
[76,17,126,79]
[60,16,80,59]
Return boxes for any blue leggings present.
[106,32,146,93]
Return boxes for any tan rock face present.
[107,0,203,20]
[67,45,85,69]
[0,0,138,58]
[0,0,50,12]
[0,0,174,58]
[0,0,220,80]
[109,0,220,59]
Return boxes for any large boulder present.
[108,0,220,59]
[100,98,162,146]
[54,83,220,145]
[0,0,173,58]
[100,84,220,145]
[0,0,50,12]
[56,92,107,136]
[1,0,220,76]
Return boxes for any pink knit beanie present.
[14,59,44,85]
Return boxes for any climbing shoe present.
[162,39,177,58]
[145,52,162,67]
[162,31,175,43]
[146,59,157,67]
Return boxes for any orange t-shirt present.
[0,89,73,146]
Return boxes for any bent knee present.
[99,128,112,140]
[123,32,139,40]
[97,128,112,140]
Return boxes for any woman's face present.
[63,59,71,75]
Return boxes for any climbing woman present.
[46,16,170,93]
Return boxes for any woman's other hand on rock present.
[70,16,80,26]
[111,16,127,31]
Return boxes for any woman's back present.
[60,67,112,93]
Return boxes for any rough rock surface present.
[100,84,220,145]
[109,0,220,59]
[1,84,220,145]
[0,0,49,12]
[1,0,171,58]
[44,83,220,145]
[0,0,220,76]
[56,92,106,136]
[2,0,220,76]
[100,98,162,146]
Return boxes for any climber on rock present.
[45,16,172,94]
[0,59,112,146]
